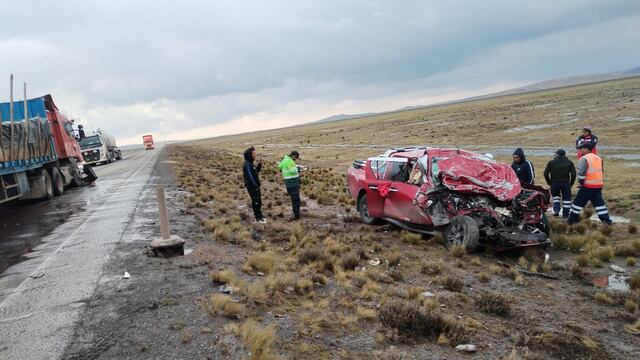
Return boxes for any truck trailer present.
[79,129,122,165]
[0,89,96,205]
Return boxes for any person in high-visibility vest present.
[567,142,612,225]
[278,150,302,220]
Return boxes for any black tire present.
[357,193,379,225]
[444,215,480,252]
[41,169,54,200]
[50,167,64,196]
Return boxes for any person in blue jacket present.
[511,148,535,186]
[243,146,266,223]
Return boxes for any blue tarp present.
[0,97,47,122]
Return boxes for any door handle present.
[368,185,378,190]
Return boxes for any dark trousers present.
[568,187,612,225]
[550,181,572,218]
[286,186,301,218]
[247,187,264,220]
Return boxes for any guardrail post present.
[156,185,171,239]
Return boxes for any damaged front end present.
[417,187,550,250]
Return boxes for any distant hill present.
[314,113,376,124]
[312,66,640,124]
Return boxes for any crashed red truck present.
[346,147,551,251]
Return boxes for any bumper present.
[493,228,550,250]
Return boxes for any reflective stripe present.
[595,206,607,210]
[552,196,561,200]
[571,209,581,214]
[283,175,300,179]
[572,204,584,210]
[597,210,609,215]
[563,201,572,204]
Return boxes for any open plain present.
[61,77,640,359]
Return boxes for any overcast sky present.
[1,1,639,145]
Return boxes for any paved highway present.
[0,145,164,360]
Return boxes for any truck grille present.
[83,150,100,162]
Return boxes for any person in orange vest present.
[567,142,612,225]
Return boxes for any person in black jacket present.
[511,148,535,186]
[543,149,576,218]
[243,146,266,223]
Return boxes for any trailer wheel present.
[50,167,64,196]
[444,215,479,252]
[40,169,54,200]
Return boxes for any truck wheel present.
[357,194,380,225]
[40,169,54,200]
[444,215,479,252]
[50,167,64,196]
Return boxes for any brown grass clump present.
[208,294,246,319]
[400,231,422,245]
[213,227,232,242]
[593,292,614,305]
[298,248,325,265]
[572,223,587,235]
[387,252,401,267]
[595,246,614,262]
[439,274,464,292]
[627,257,637,266]
[629,271,640,290]
[180,330,193,343]
[551,233,568,249]
[340,252,360,271]
[361,280,382,299]
[629,224,638,234]
[421,261,443,275]
[356,306,377,321]
[231,320,281,360]
[450,245,466,258]
[567,235,586,252]
[531,331,611,360]
[378,300,466,343]
[243,251,278,275]
[475,291,512,316]
[477,272,490,283]
[294,278,314,295]
[615,243,639,257]
[209,269,236,284]
[624,298,637,313]
[405,286,425,300]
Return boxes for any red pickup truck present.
[347,147,550,252]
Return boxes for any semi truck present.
[0,79,96,205]
[79,129,122,165]
[143,134,154,150]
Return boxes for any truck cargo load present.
[0,90,96,205]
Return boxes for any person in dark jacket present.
[575,126,598,159]
[511,148,535,186]
[243,146,266,223]
[543,149,576,218]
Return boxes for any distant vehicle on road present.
[80,129,122,165]
[143,134,155,150]
[347,147,550,252]
[1,90,96,205]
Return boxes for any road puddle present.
[592,274,630,292]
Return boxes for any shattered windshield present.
[79,135,102,149]
[431,157,441,187]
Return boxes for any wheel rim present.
[447,223,465,246]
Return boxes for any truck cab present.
[79,130,121,165]
[143,135,154,150]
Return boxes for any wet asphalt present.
[0,145,164,360]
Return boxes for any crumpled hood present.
[429,153,522,202]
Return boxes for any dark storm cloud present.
[0,0,639,142]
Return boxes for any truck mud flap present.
[83,164,97,184]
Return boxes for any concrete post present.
[156,185,170,239]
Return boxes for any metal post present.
[156,185,171,239]
[9,74,14,162]
[23,83,29,160]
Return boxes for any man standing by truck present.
[243,147,266,223]
[543,149,576,218]
[568,143,612,225]
[278,150,302,220]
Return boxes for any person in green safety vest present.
[278,150,302,220]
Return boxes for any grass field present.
[167,77,640,359]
